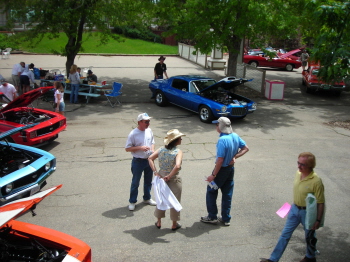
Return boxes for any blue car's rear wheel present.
[199,105,214,123]
[155,91,168,107]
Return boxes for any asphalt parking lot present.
[1,55,350,262]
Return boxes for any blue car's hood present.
[199,77,253,93]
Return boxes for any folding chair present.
[104,82,122,107]
[2,48,11,59]
[49,69,61,75]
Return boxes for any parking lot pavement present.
[5,55,350,262]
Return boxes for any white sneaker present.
[144,199,156,206]
[128,203,136,211]
[218,216,230,226]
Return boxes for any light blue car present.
[0,125,56,204]
[149,75,257,123]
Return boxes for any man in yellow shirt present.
[261,152,325,262]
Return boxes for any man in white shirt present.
[12,62,25,93]
[125,113,157,211]
[0,81,17,102]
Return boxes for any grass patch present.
[19,32,178,55]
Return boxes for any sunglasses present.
[143,120,150,124]
[297,162,307,167]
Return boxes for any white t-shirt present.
[125,127,155,159]
[21,70,35,83]
[12,63,24,75]
[54,89,64,103]
[0,84,17,101]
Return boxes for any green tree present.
[154,0,303,76]
[304,1,349,83]
[0,0,152,75]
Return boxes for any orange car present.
[0,185,92,262]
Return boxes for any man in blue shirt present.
[201,117,249,226]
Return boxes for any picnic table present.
[40,80,111,103]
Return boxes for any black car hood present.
[199,77,253,93]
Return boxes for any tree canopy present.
[0,0,152,74]
[153,0,304,76]
[303,0,350,83]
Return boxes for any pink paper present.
[276,202,291,218]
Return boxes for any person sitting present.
[86,70,97,83]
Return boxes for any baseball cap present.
[212,117,233,134]
[137,113,152,121]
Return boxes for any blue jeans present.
[269,204,317,262]
[206,166,234,222]
[70,84,80,103]
[129,157,153,204]
[59,101,65,112]
[154,75,163,80]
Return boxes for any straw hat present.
[164,129,185,145]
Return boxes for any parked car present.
[149,75,257,123]
[302,64,346,95]
[277,48,301,61]
[0,125,56,204]
[243,53,302,71]
[0,185,92,262]
[0,86,66,147]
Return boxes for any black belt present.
[295,204,306,210]
[133,157,148,160]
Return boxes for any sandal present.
[171,223,181,231]
[155,222,161,229]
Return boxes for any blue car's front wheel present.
[155,91,168,107]
[199,105,214,123]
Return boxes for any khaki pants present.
[154,171,182,221]
[12,74,20,89]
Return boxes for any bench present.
[64,90,101,103]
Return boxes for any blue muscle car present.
[0,125,56,204]
[149,75,257,123]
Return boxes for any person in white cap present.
[148,129,185,230]
[0,81,18,102]
[201,117,249,226]
[125,113,157,211]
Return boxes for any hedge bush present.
[113,26,162,43]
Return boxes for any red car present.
[0,87,66,146]
[0,185,92,262]
[302,64,346,95]
[243,52,302,71]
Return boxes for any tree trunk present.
[226,35,243,77]
[64,13,86,77]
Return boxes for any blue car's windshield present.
[192,80,217,92]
